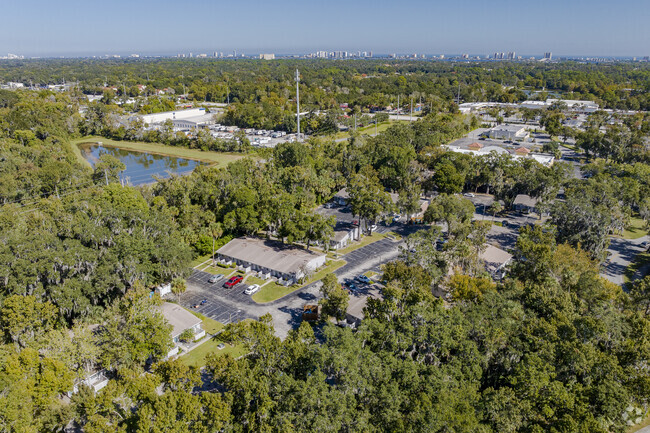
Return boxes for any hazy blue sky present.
[1,0,648,57]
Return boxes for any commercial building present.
[216,237,326,283]
[259,53,275,60]
[487,125,529,140]
[139,107,217,128]
[443,145,555,167]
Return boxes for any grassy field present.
[180,336,246,368]
[180,315,251,367]
[336,232,386,255]
[71,136,244,166]
[252,259,346,303]
[621,216,648,240]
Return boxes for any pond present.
[79,143,207,186]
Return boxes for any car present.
[244,284,261,295]
[217,343,226,350]
[200,299,207,305]
[370,224,378,232]
[463,193,475,198]
[208,274,225,284]
[357,275,371,284]
[193,303,201,309]
[502,220,509,227]
[347,282,358,291]
[224,275,243,288]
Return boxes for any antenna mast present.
[295,69,300,141]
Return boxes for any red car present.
[224,275,243,288]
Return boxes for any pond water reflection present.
[79,143,206,185]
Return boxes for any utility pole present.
[354,113,357,131]
[295,69,300,141]
[104,169,109,186]
[410,97,413,122]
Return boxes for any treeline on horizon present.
[1,58,650,111]
[0,66,649,432]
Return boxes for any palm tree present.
[171,278,187,303]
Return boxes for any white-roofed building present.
[216,237,326,282]
[157,302,205,358]
[479,244,513,279]
[487,125,529,140]
[139,108,217,130]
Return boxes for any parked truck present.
[302,304,320,322]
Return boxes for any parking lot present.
[182,229,405,337]
[185,271,256,324]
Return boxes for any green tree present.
[92,154,126,185]
[0,295,58,348]
[171,277,187,303]
[433,161,465,194]
[424,193,475,234]
[319,273,349,321]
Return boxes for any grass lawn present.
[190,313,224,334]
[364,271,379,279]
[203,264,237,277]
[244,275,266,286]
[191,254,213,268]
[71,136,244,166]
[385,231,402,241]
[180,336,246,368]
[336,232,386,255]
[252,259,347,303]
[625,251,650,284]
[621,216,648,240]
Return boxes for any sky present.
[1,0,649,57]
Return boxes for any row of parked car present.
[207,274,260,295]
[342,274,373,292]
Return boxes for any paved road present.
[184,234,404,339]
[602,236,649,286]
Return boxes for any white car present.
[244,284,261,295]
[463,193,475,198]
[370,224,378,232]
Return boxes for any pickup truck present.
[224,275,243,288]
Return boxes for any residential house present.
[479,244,513,279]
[512,194,538,214]
[158,302,205,358]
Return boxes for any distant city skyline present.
[1,0,648,57]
